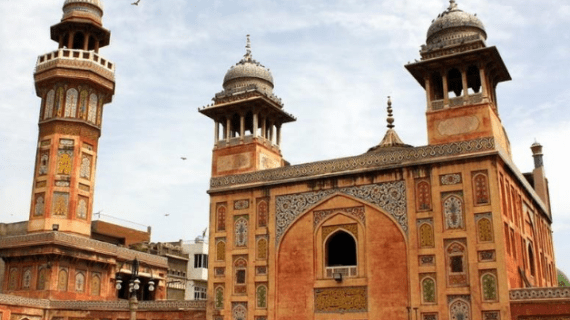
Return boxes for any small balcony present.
[325,265,357,279]
[35,49,115,83]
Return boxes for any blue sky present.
[1,0,569,273]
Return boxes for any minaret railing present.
[36,48,115,73]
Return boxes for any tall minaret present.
[28,0,115,236]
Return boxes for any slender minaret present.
[28,0,115,236]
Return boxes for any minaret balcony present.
[35,49,115,88]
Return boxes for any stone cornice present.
[0,232,167,267]
[0,293,206,310]
[510,288,570,301]
[209,137,496,192]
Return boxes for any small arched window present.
[431,72,444,100]
[75,272,85,292]
[447,68,463,97]
[58,269,68,291]
[477,218,493,242]
[217,205,226,232]
[481,272,498,301]
[416,180,432,211]
[235,218,248,247]
[326,231,356,267]
[467,65,481,94]
[257,237,268,260]
[421,277,436,304]
[256,284,267,309]
[37,268,49,290]
[257,200,268,228]
[88,94,98,123]
[528,244,536,276]
[443,195,464,230]
[91,274,101,296]
[473,173,490,205]
[65,88,78,118]
[419,223,435,248]
[449,298,470,320]
[44,90,55,119]
[216,240,226,261]
[215,286,224,309]
[73,32,85,50]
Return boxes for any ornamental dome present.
[62,0,104,25]
[64,0,103,10]
[222,35,274,94]
[426,0,486,46]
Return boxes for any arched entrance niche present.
[276,193,409,320]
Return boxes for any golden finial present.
[245,34,252,59]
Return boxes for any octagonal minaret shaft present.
[28,0,115,236]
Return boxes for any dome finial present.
[387,96,395,129]
[245,34,252,60]
[449,0,458,10]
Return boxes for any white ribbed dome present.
[427,0,486,46]
[222,36,274,94]
[64,0,103,10]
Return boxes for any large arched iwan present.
[276,194,409,319]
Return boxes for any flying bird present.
[181,157,187,160]
[131,0,141,5]
[164,213,170,217]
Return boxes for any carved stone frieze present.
[314,286,367,313]
[313,206,365,228]
[275,181,407,246]
[210,137,495,189]
[510,288,570,301]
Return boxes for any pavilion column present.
[253,112,258,138]
[214,120,219,144]
[58,35,64,49]
[94,40,100,53]
[424,77,431,111]
[269,121,274,144]
[226,118,231,142]
[276,124,282,146]
[83,33,89,51]
[479,65,489,102]
[442,71,449,108]
[461,68,468,102]
[261,116,267,140]
[67,32,74,49]
[239,114,245,142]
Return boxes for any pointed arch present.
[91,273,101,296]
[256,284,267,309]
[421,276,436,304]
[215,286,224,309]
[234,217,248,247]
[88,93,97,123]
[473,172,490,205]
[216,239,226,261]
[217,204,226,232]
[65,88,78,117]
[481,271,498,301]
[443,194,464,230]
[449,298,471,320]
[44,89,55,119]
[477,218,493,242]
[257,199,268,228]
[419,223,435,248]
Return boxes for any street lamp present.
[115,258,156,320]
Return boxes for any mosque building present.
[1,0,570,320]
[199,1,570,319]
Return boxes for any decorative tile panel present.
[478,250,495,262]
[232,302,247,320]
[509,287,570,300]
[440,173,462,185]
[314,286,367,313]
[314,206,365,228]
[211,137,495,189]
[419,255,435,266]
[276,181,407,245]
[234,199,249,210]
[482,311,500,320]
[256,266,267,275]
[214,267,225,277]
[80,154,92,180]
[57,150,73,175]
[442,192,464,230]
[52,192,69,216]
[322,224,358,241]
[34,193,45,216]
